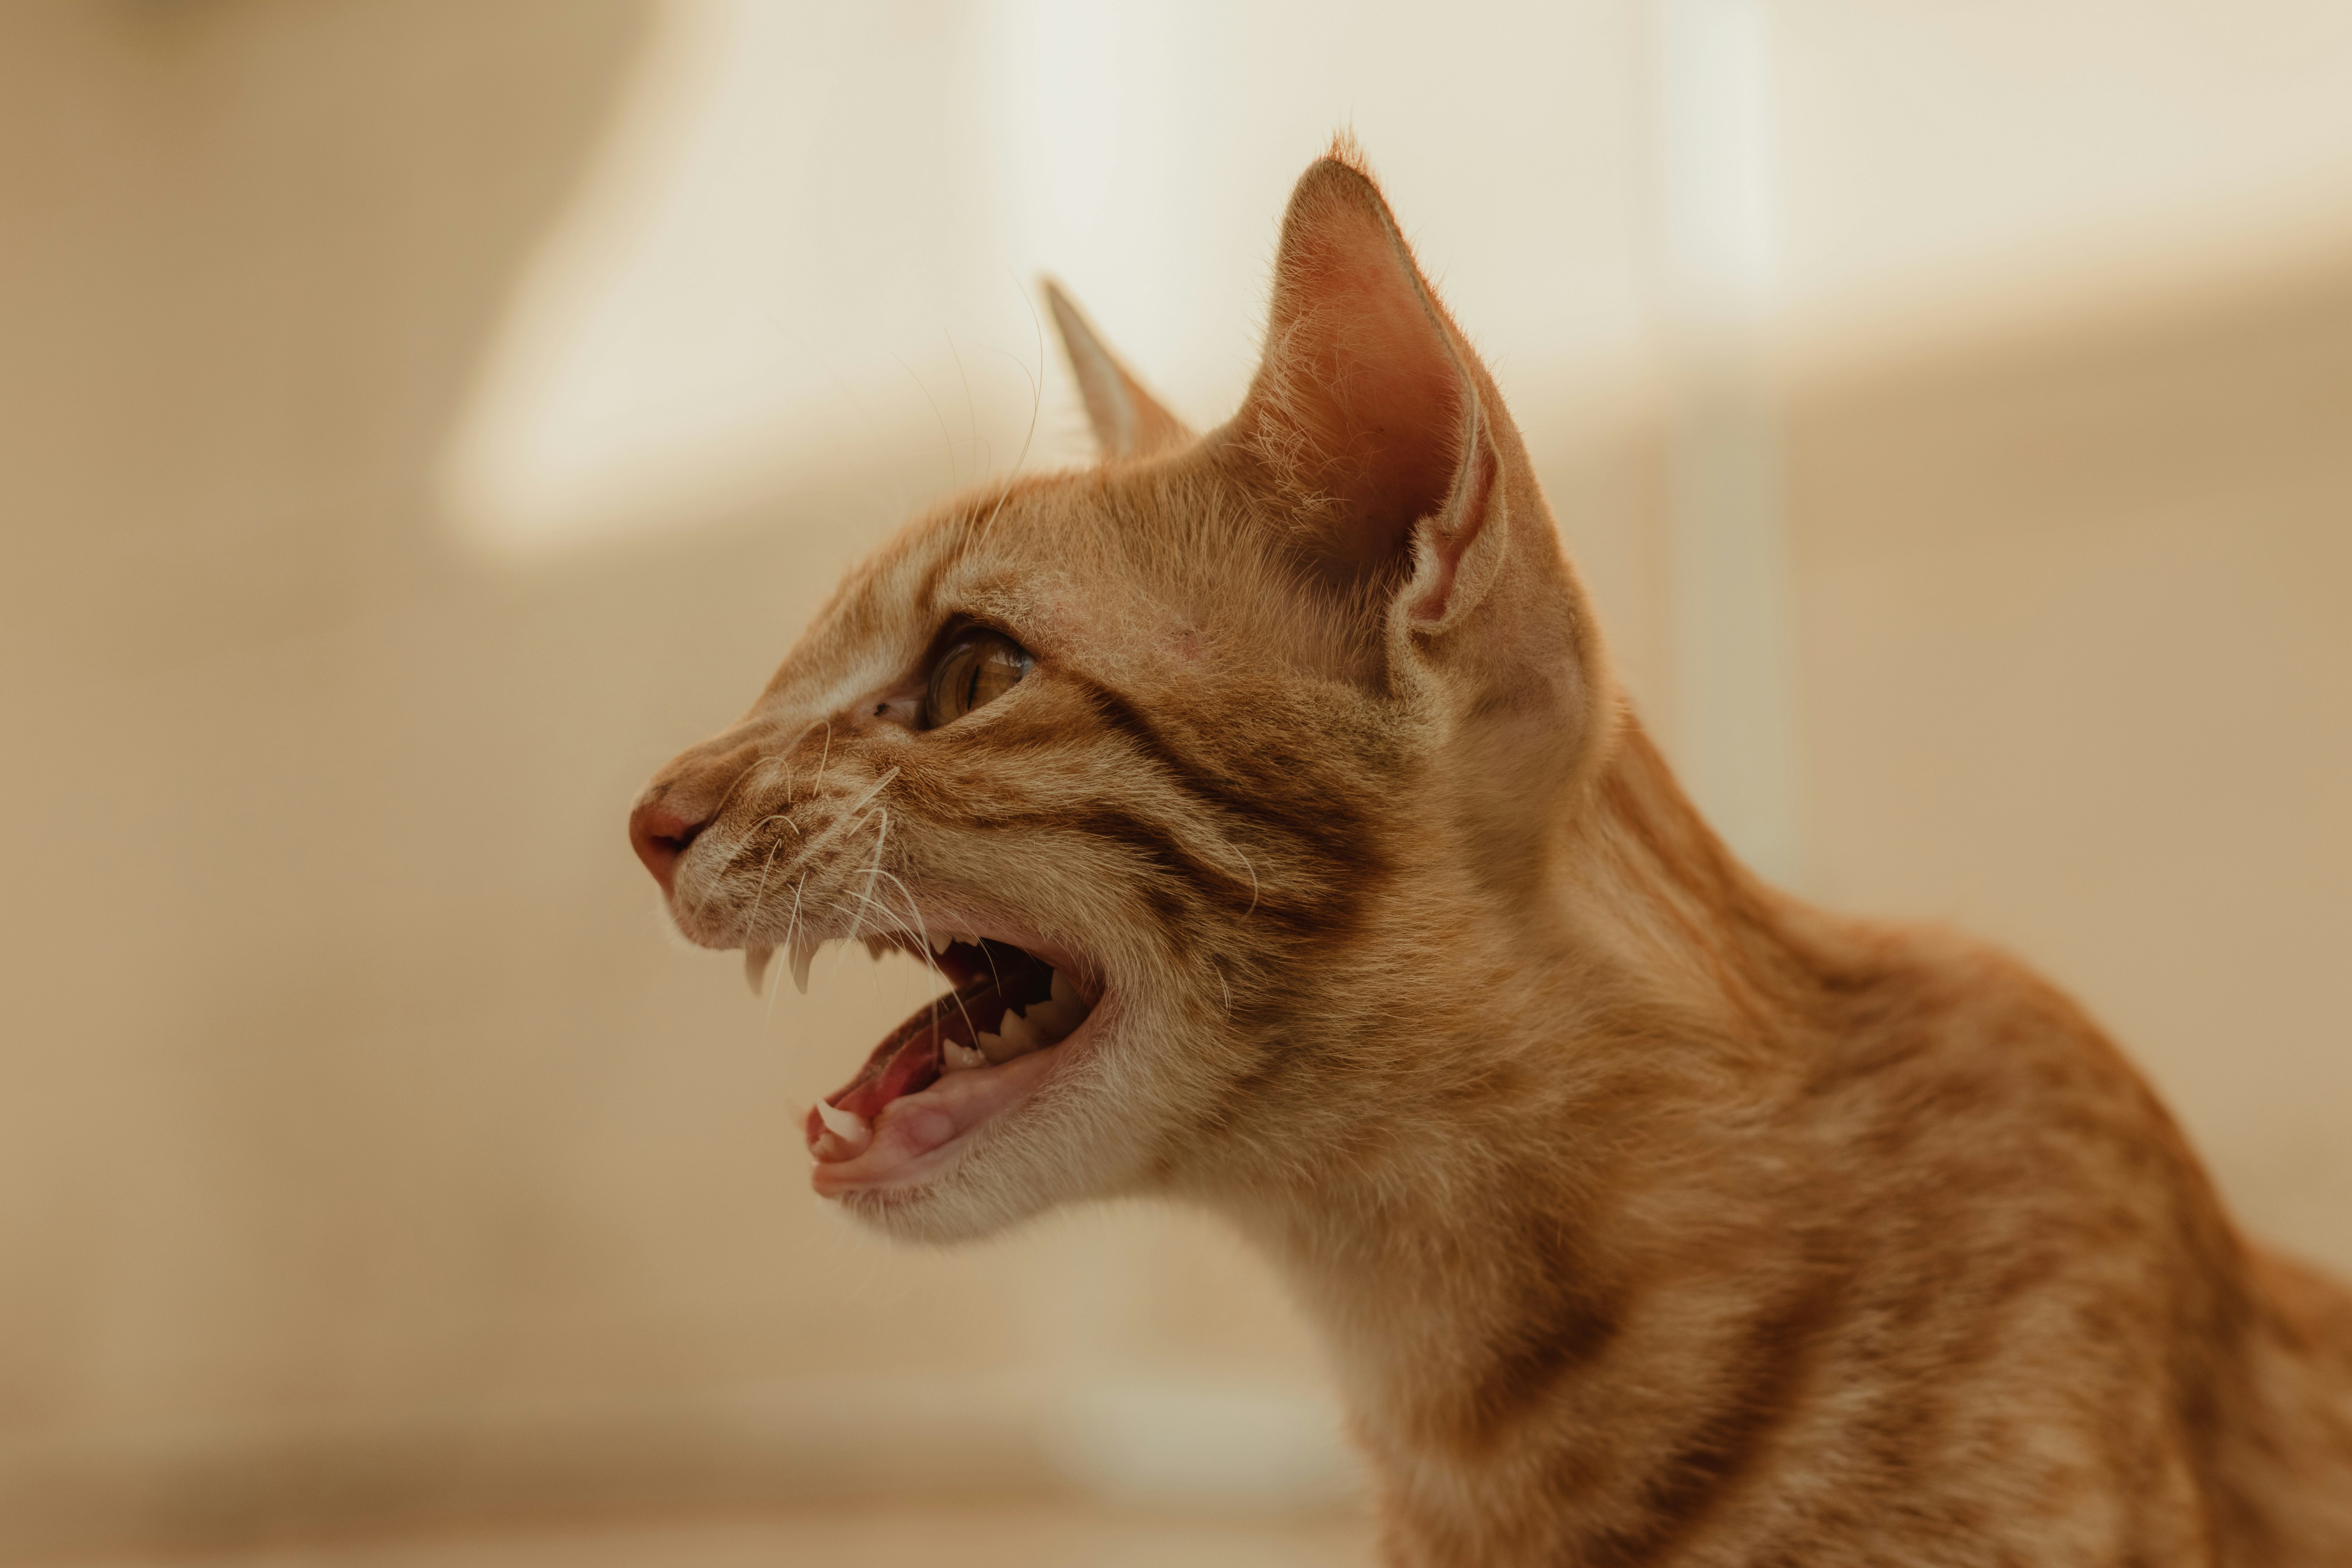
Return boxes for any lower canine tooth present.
[744,945,775,996]
[941,1038,987,1073]
[813,1099,871,1151]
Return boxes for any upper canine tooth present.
[928,930,953,957]
[744,945,776,996]
[789,939,820,995]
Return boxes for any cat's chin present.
[793,925,1107,1208]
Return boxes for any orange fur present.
[632,147,2352,1563]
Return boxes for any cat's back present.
[1782,919,2352,1562]
[2230,1247,2352,1561]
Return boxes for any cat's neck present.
[1208,711,1867,1533]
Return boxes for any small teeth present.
[963,969,1093,1065]
[1019,968,1088,1043]
[928,931,953,956]
[997,1009,1042,1055]
[744,945,775,996]
[813,1099,871,1150]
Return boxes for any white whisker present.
[740,837,788,952]
[896,350,960,492]
[975,274,1045,539]
[948,330,979,480]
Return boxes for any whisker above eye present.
[973,286,1045,541]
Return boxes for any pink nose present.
[628,797,705,897]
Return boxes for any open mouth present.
[780,931,1098,1192]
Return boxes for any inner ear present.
[1230,153,1475,585]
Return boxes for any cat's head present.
[629,150,1614,1241]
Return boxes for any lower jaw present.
[808,1042,1066,1195]
[803,936,1098,1195]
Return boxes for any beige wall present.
[2,2,2348,1559]
[0,5,1337,1555]
[1782,250,2352,1271]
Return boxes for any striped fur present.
[634,148,2352,1563]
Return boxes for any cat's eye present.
[924,630,1032,728]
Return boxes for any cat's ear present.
[1229,151,1502,628]
[1043,279,1192,461]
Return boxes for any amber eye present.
[924,630,1032,728]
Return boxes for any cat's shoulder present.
[1797,915,2183,1163]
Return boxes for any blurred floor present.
[65,1503,1375,1568]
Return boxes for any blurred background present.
[4,1,2349,1563]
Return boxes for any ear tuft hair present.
[1322,127,1375,180]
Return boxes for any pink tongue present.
[813,982,1019,1129]
[835,1031,942,1121]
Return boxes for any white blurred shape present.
[1651,0,1806,888]
[441,0,1021,554]
[1657,0,1775,330]
[439,1,2352,558]
[437,0,1653,556]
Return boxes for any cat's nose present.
[628,795,706,897]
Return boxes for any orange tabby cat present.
[629,147,2352,1564]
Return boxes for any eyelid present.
[928,619,1034,676]
[922,626,1032,730]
